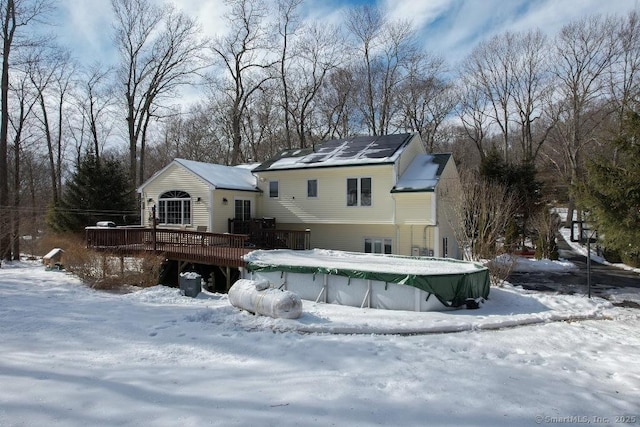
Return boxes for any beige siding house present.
[252,133,461,258]
[137,159,260,233]
[138,133,461,258]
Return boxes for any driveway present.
[507,232,640,305]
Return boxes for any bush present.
[621,252,640,269]
[38,233,163,291]
[485,255,517,287]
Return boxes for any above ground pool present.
[242,249,490,312]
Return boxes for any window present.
[269,181,279,198]
[361,177,371,206]
[364,238,392,254]
[347,178,358,206]
[234,199,251,220]
[158,190,191,225]
[307,179,318,198]
[347,177,372,206]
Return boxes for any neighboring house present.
[138,132,461,259]
[138,158,260,233]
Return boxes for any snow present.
[559,227,640,274]
[259,134,411,171]
[494,254,578,273]
[244,248,485,275]
[392,154,441,192]
[1,257,639,426]
[173,158,258,191]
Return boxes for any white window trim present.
[234,198,252,220]
[307,178,318,198]
[347,177,372,207]
[269,180,279,198]
[364,237,392,254]
[158,191,191,225]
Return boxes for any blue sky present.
[56,0,639,68]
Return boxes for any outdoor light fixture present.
[196,197,202,202]
[222,197,228,204]
[147,198,153,202]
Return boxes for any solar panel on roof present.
[335,138,371,158]
[257,133,413,169]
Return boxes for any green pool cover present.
[244,250,490,308]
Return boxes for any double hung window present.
[347,178,371,206]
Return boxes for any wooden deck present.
[85,226,311,268]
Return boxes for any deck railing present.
[85,226,311,267]
[85,227,251,267]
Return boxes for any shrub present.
[39,233,163,291]
[485,255,517,287]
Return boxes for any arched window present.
[158,190,191,225]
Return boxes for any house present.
[138,132,461,259]
[138,158,260,233]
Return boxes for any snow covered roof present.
[253,133,415,171]
[158,159,258,192]
[391,153,451,193]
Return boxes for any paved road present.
[507,232,640,303]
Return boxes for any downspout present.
[140,191,145,227]
[392,193,400,254]
[432,189,440,257]
[209,185,215,232]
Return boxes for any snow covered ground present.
[1,258,639,427]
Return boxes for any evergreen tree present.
[48,154,135,233]
[579,111,640,267]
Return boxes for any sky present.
[55,0,640,69]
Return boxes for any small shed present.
[43,248,64,269]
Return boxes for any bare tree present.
[397,53,454,152]
[346,5,382,135]
[9,59,38,259]
[210,0,277,165]
[276,0,302,149]
[445,170,519,262]
[510,30,554,163]
[461,32,517,163]
[72,63,116,165]
[347,8,417,135]
[547,15,618,226]
[316,66,357,140]
[609,11,640,135]
[112,0,206,190]
[286,22,342,148]
[28,48,74,206]
[455,72,491,162]
[0,0,52,262]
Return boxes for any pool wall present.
[242,269,451,311]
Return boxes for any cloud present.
[57,0,114,63]
[408,0,639,65]
[382,0,454,29]
[168,0,228,38]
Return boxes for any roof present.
[139,159,259,192]
[175,159,259,191]
[391,153,451,193]
[253,133,415,172]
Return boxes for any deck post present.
[152,206,157,251]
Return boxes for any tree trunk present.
[0,0,16,262]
